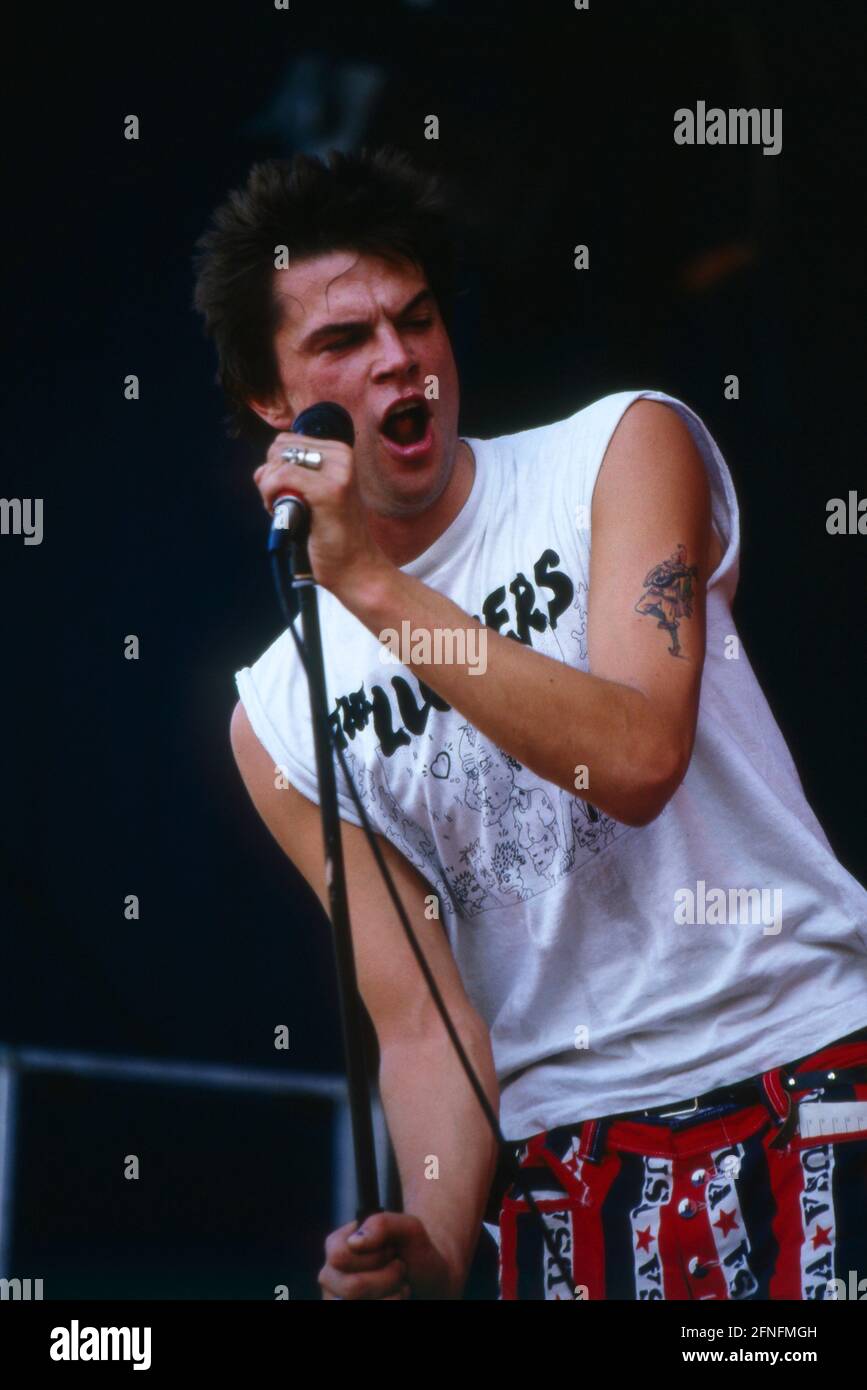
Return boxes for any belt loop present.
[577,1116,611,1164]
[762,1066,798,1149]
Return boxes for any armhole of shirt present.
[234,653,364,829]
[578,389,740,597]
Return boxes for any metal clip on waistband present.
[762,1067,799,1149]
[764,1059,867,1149]
[619,1075,762,1125]
[576,1116,610,1164]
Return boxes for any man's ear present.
[246,391,296,432]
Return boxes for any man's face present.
[257,250,462,518]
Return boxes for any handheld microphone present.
[268,402,356,553]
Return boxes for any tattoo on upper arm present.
[634,544,698,658]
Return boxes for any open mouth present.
[380,398,431,449]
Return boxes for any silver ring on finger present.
[281,446,323,470]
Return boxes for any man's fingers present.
[319,1212,417,1301]
[328,1243,399,1274]
[349,1211,402,1241]
[324,1219,398,1269]
[261,433,351,479]
[254,433,351,514]
[347,1211,424,1252]
[269,432,351,468]
[318,1256,408,1301]
[323,1218,367,1260]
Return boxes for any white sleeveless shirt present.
[236,390,867,1139]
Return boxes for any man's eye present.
[321,331,364,353]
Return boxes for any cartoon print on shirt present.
[371,750,441,864]
[428,749,451,779]
[569,581,589,663]
[456,724,625,910]
[458,724,521,826]
[327,548,630,921]
[451,862,496,915]
[564,794,619,858]
[514,786,561,883]
[339,748,373,811]
[458,835,528,906]
[458,727,563,878]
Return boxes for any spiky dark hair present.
[192,147,458,442]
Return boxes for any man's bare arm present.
[229,701,499,1297]
[585,400,710,793]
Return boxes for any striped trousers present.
[490,1028,867,1300]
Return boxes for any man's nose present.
[371,323,417,380]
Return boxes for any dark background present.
[1,0,864,1299]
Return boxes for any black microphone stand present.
[269,506,382,1225]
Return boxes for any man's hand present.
[254,431,390,599]
[319,1212,461,1301]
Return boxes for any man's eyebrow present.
[299,288,436,350]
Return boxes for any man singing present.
[194,148,867,1300]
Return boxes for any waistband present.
[489,1022,867,1218]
